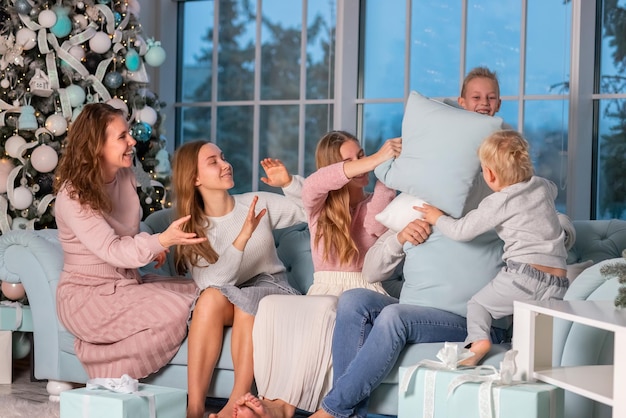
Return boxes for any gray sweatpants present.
[465,261,569,345]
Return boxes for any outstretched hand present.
[413,203,444,225]
[233,196,267,251]
[260,158,292,188]
[158,215,207,248]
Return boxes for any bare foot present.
[459,339,491,366]
[232,393,295,418]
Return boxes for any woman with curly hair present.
[54,103,206,380]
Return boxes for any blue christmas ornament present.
[125,48,140,72]
[130,122,152,142]
[18,105,38,131]
[104,71,123,89]
[145,44,166,67]
[97,0,111,3]
[51,7,72,38]
[14,0,32,15]
[114,11,122,27]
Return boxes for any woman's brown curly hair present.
[53,103,126,214]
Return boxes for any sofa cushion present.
[273,223,314,294]
[374,91,502,219]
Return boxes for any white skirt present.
[252,271,388,412]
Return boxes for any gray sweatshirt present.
[436,176,567,269]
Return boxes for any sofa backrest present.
[568,219,626,264]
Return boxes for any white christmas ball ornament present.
[38,9,58,28]
[0,79,9,89]
[69,46,85,60]
[137,106,158,126]
[15,28,37,50]
[5,135,27,158]
[45,114,68,136]
[11,186,33,210]
[89,32,112,54]
[66,85,86,107]
[31,144,59,173]
[107,97,129,117]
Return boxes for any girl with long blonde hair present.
[249,131,401,418]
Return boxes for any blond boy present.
[417,130,569,365]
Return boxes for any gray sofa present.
[0,208,624,417]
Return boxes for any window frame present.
[158,0,599,219]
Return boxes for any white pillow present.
[567,260,594,283]
[375,192,427,232]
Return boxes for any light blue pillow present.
[374,91,503,218]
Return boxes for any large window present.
[357,0,571,212]
[168,0,626,220]
[175,0,336,193]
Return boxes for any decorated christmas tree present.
[0,0,171,239]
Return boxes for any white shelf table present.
[513,299,626,418]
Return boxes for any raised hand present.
[260,158,292,188]
[373,137,402,162]
[233,196,267,251]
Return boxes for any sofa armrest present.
[0,229,63,378]
[0,229,64,380]
[553,219,626,394]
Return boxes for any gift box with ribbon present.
[0,302,33,332]
[398,343,564,418]
[60,375,186,418]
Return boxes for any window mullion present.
[567,0,596,219]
